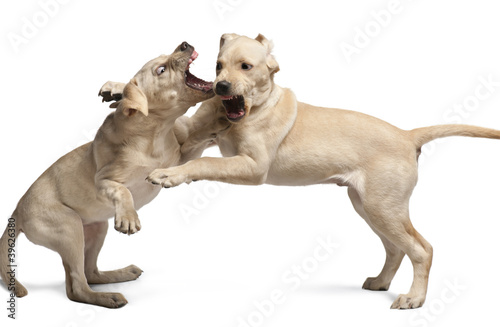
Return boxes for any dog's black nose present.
[215,81,231,95]
[180,41,191,52]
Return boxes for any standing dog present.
[0,42,217,308]
[146,34,500,309]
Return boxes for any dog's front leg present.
[149,120,274,188]
[178,118,231,164]
[174,99,231,164]
[174,116,215,164]
[96,179,141,235]
[147,153,269,188]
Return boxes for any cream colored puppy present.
[0,42,216,308]
[147,34,500,309]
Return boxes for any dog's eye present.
[241,63,253,71]
[156,66,166,75]
[216,62,222,70]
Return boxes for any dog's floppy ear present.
[219,33,240,49]
[255,34,280,75]
[113,78,148,117]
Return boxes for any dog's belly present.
[266,159,354,187]
[266,141,364,187]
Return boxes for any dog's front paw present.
[146,168,191,188]
[99,81,125,103]
[390,293,425,309]
[114,210,141,235]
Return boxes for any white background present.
[1,0,500,326]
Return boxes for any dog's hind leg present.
[84,221,142,284]
[354,164,433,309]
[348,187,405,291]
[0,217,28,297]
[22,206,128,308]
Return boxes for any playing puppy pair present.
[2,34,500,310]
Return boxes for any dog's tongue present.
[227,110,244,119]
[220,95,233,100]
[188,50,198,65]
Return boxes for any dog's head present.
[113,42,214,117]
[214,34,279,123]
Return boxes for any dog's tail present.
[0,217,28,297]
[410,124,500,149]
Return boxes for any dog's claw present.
[99,81,125,104]
[390,294,425,309]
[147,169,188,188]
[99,91,114,102]
[114,211,141,235]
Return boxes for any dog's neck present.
[109,105,187,157]
[116,110,173,131]
[147,105,188,129]
[247,82,283,118]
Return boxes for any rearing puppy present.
[147,34,500,309]
[0,42,217,308]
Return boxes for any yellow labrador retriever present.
[146,34,500,309]
[0,42,216,308]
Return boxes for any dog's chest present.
[217,137,238,157]
[124,165,162,210]
[122,148,179,209]
[126,135,180,166]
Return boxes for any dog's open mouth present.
[185,51,213,94]
[220,95,245,122]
